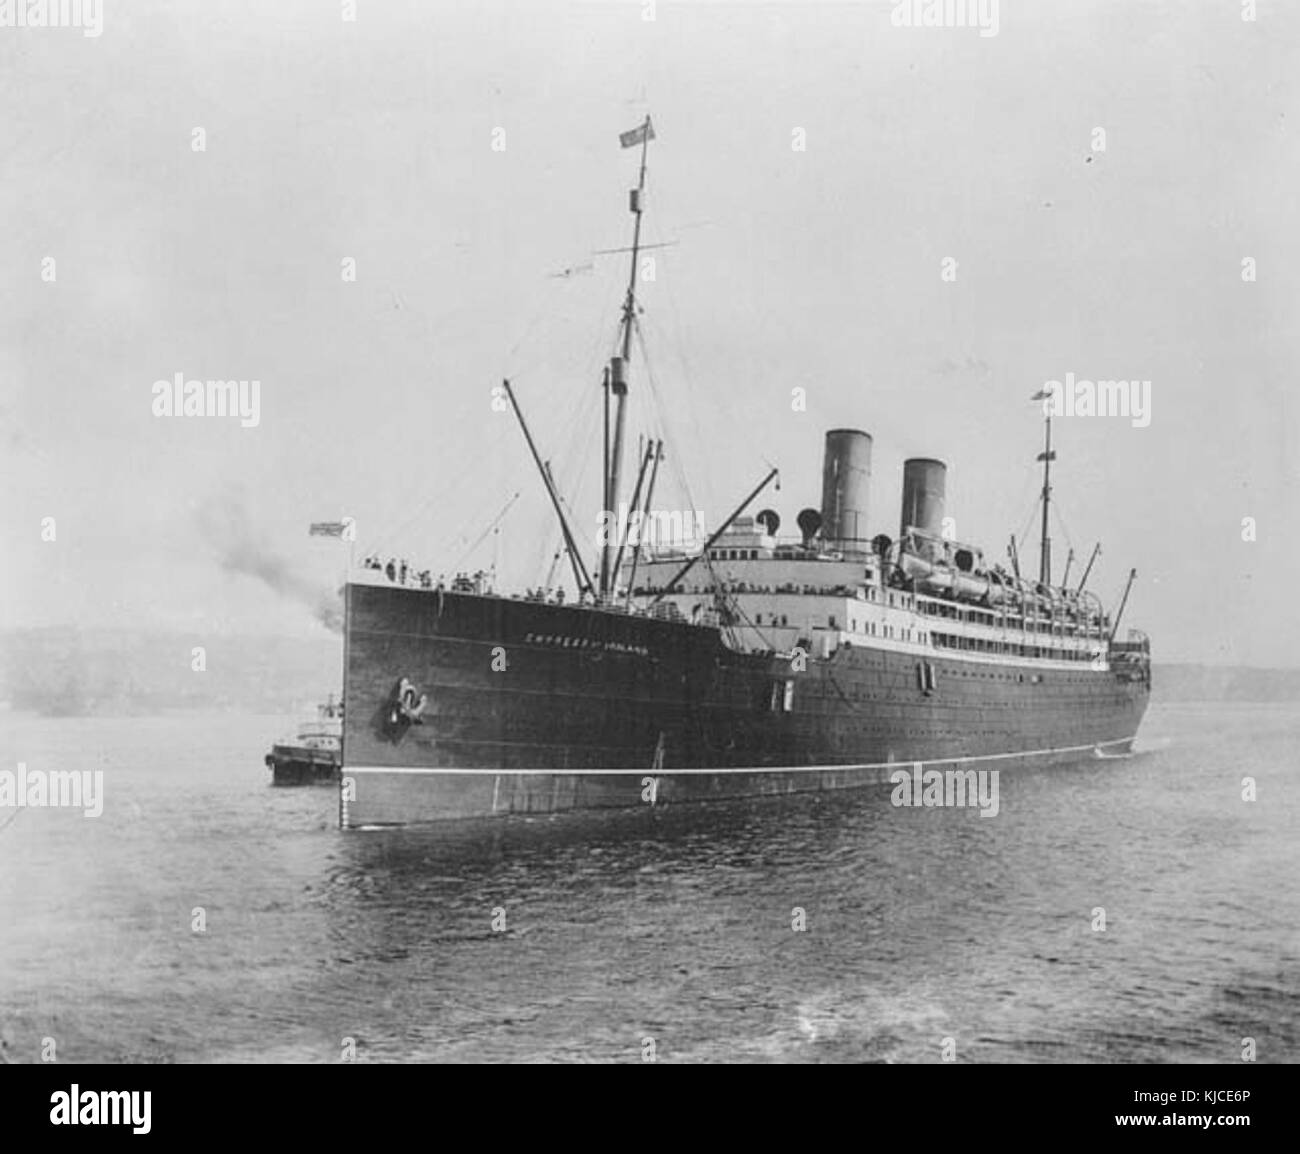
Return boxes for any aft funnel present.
[900,458,947,539]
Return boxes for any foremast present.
[600,115,655,599]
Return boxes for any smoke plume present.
[197,494,343,632]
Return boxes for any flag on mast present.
[619,118,655,149]
[309,520,351,538]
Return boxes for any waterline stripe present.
[343,736,1135,776]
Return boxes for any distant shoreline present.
[3,627,1299,714]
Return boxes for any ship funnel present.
[820,429,872,559]
[900,458,947,539]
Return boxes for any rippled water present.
[1,703,1296,1063]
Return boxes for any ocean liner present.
[339,118,1150,828]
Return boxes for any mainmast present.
[1034,393,1056,587]
[600,115,654,598]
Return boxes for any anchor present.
[385,676,428,734]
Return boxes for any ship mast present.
[601,115,653,599]
[1037,405,1055,586]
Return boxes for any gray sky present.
[2,0,1296,665]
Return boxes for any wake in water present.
[1097,734,1174,759]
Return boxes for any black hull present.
[340,584,1149,826]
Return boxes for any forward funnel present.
[820,429,872,559]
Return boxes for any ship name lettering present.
[522,630,648,658]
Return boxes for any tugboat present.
[265,696,343,786]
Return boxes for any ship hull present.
[341,583,1149,827]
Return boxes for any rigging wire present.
[365,463,485,562]
[633,315,766,633]
[1051,497,1077,557]
[633,320,707,549]
[632,317,701,529]
[1016,498,1041,559]
[555,382,606,560]
[449,491,521,572]
[645,252,718,514]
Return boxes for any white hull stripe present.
[343,737,1136,776]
